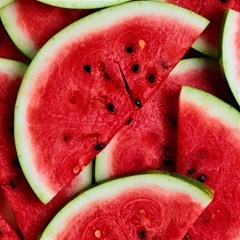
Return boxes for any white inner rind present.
[1,3,37,59]
[0,58,27,78]
[15,1,209,204]
[39,172,213,239]
[180,86,240,130]
[0,0,13,9]
[37,0,131,9]
[221,9,240,106]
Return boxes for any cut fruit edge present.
[0,0,14,9]
[220,9,240,107]
[180,86,240,130]
[37,0,131,9]
[39,171,213,239]
[14,1,209,204]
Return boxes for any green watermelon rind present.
[220,9,240,107]
[14,1,209,204]
[37,0,130,9]
[0,57,27,77]
[0,0,13,9]
[39,171,213,239]
[1,3,37,59]
[95,57,221,182]
[180,86,240,130]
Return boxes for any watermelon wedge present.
[220,9,240,107]
[14,1,209,203]
[177,86,240,239]
[95,58,233,182]
[0,58,27,185]
[157,0,240,57]
[0,21,29,64]
[37,0,130,9]
[1,0,92,59]
[0,212,20,240]
[40,172,213,240]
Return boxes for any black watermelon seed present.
[163,146,169,152]
[0,230,2,235]
[171,119,177,127]
[220,0,227,3]
[83,65,92,73]
[63,133,71,142]
[134,99,142,108]
[104,72,110,80]
[12,159,21,168]
[132,64,140,73]
[95,143,105,151]
[126,46,134,53]
[9,180,16,188]
[148,73,155,83]
[197,175,206,182]
[138,229,146,239]
[187,168,196,175]
[163,157,172,166]
[107,103,115,113]
[8,127,14,134]
[183,234,190,240]
[126,117,133,125]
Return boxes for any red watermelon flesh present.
[0,212,20,240]
[15,2,209,203]
[177,87,240,239]
[163,0,240,57]
[1,0,93,58]
[95,58,234,181]
[2,169,91,240]
[0,22,29,64]
[0,59,26,185]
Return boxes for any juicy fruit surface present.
[1,0,92,58]
[177,87,240,239]
[164,0,240,57]
[15,1,208,203]
[40,172,213,240]
[95,58,233,181]
[221,9,240,106]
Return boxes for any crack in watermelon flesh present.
[15,1,209,203]
[95,58,234,182]
[177,87,240,239]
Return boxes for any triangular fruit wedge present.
[0,21,29,64]
[220,9,240,107]
[1,0,92,59]
[15,1,209,203]
[0,212,20,240]
[95,58,233,182]
[0,58,27,185]
[40,172,213,240]
[159,0,240,57]
[177,86,240,239]
[37,0,130,9]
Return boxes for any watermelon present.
[1,0,92,59]
[95,58,233,182]
[14,1,209,203]
[220,9,240,107]
[177,86,240,239]
[157,0,240,57]
[40,172,213,240]
[0,21,29,64]
[0,58,27,185]
[37,0,130,9]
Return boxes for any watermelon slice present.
[37,0,130,9]
[14,1,209,203]
[0,58,27,185]
[40,172,213,240]
[95,58,233,182]
[0,212,20,240]
[220,9,240,107]
[0,21,29,64]
[0,0,13,9]
[1,0,92,59]
[158,0,240,57]
[177,86,240,239]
